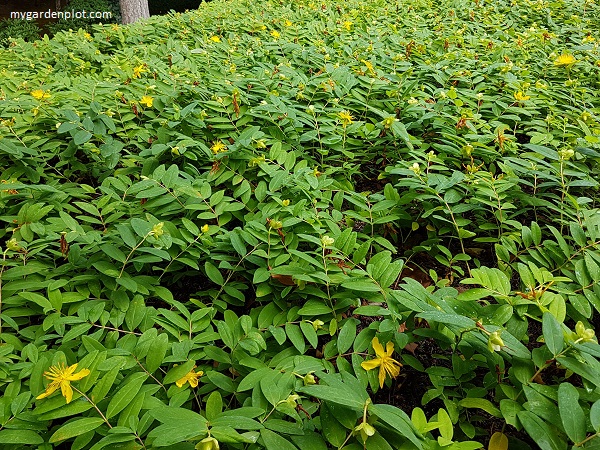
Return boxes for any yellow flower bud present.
[195,436,219,450]
[312,319,324,331]
[201,224,209,233]
[268,219,283,229]
[382,116,396,129]
[151,222,164,237]
[321,236,335,247]
[558,148,575,160]
[354,421,376,442]
[574,321,596,343]
[303,372,317,385]
[487,331,505,352]
[7,238,23,252]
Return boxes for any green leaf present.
[285,323,305,353]
[517,411,567,450]
[238,368,274,392]
[148,424,206,447]
[320,402,347,446]
[205,261,224,285]
[206,371,236,393]
[369,404,423,448]
[298,385,365,411]
[570,223,587,247]
[556,356,600,387]
[437,408,453,441]
[260,429,299,450]
[230,230,247,256]
[337,319,357,354]
[205,391,223,421]
[290,431,328,450]
[542,312,564,356]
[499,399,523,428]
[0,430,44,445]
[489,432,509,450]
[591,400,600,432]
[49,418,105,443]
[163,360,196,385]
[263,419,304,435]
[557,383,585,443]
[458,398,502,418]
[341,279,381,292]
[73,130,92,145]
[300,321,319,349]
[417,312,475,330]
[146,333,169,373]
[106,373,147,418]
[297,300,332,315]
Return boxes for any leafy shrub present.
[0,19,42,48]
[47,0,120,35]
[0,0,600,448]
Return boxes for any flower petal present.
[36,381,59,400]
[67,368,90,381]
[361,358,382,371]
[61,381,74,404]
[385,340,395,357]
[372,337,385,358]
[378,365,387,388]
[64,363,79,377]
[176,377,187,388]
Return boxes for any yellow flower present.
[211,140,227,154]
[201,224,209,233]
[360,59,375,75]
[553,53,577,66]
[284,19,293,27]
[210,35,221,42]
[176,367,204,388]
[343,21,353,31]
[361,337,402,388]
[282,199,290,206]
[31,89,50,100]
[84,32,92,41]
[338,110,354,127]
[270,30,280,39]
[133,64,146,79]
[514,91,530,101]
[36,363,90,404]
[140,96,154,108]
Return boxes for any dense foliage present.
[1,0,600,448]
[0,19,42,48]
[47,0,121,36]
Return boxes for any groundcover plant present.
[1,0,600,448]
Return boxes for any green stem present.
[119,232,151,278]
